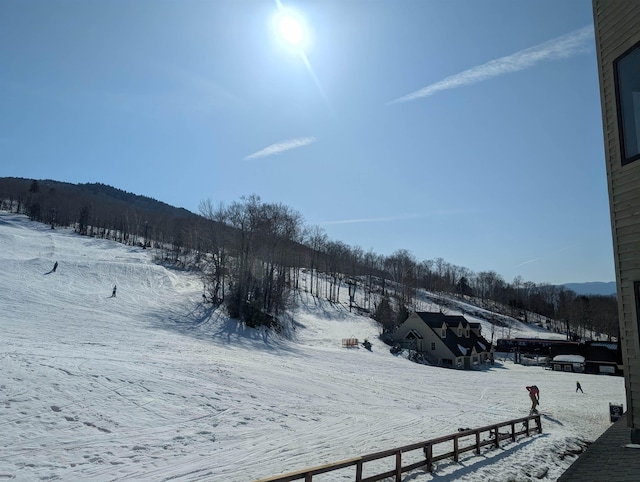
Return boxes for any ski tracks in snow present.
[0,213,627,482]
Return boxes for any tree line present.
[0,177,202,258]
[0,177,619,340]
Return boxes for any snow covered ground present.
[0,212,626,481]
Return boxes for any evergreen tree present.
[374,296,396,334]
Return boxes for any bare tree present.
[199,198,228,305]
[304,225,328,297]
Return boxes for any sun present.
[279,14,304,46]
[273,8,309,51]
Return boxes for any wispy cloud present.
[388,25,594,105]
[243,137,317,160]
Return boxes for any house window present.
[614,40,640,165]
[465,329,470,337]
[441,329,446,338]
[431,342,436,351]
[458,328,462,337]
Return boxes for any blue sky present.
[1,0,613,285]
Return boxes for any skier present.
[112,285,117,298]
[52,261,58,273]
[526,385,540,414]
[576,381,584,393]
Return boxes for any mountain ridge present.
[561,281,616,296]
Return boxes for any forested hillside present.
[0,177,618,341]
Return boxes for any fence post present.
[535,415,542,434]
[356,460,363,482]
[395,450,402,482]
[453,436,459,462]
[511,422,516,442]
[475,431,481,455]
[494,427,499,448]
[525,418,530,436]
[425,444,433,472]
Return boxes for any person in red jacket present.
[526,385,540,413]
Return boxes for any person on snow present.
[112,285,117,298]
[52,261,58,273]
[576,381,584,393]
[526,385,540,413]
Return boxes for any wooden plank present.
[458,444,479,455]
[254,456,362,482]
[432,452,456,463]
[361,469,396,482]
[402,459,428,472]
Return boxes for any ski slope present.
[0,212,626,481]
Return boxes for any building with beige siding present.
[592,0,640,443]
[394,312,493,369]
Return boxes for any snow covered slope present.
[0,212,625,481]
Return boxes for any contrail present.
[320,214,423,225]
[389,25,594,105]
[243,136,317,160]
[320,208,482,225]
[513,257,544,269]
[513,243,579,269]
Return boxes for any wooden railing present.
[254,414,542,482]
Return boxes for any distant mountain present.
[562,282,617,296]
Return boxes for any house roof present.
[553,355,586,363]
[413,312,492,357]
[584,345,619,363]
[414,312,468,328]
[587,341,618,351]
